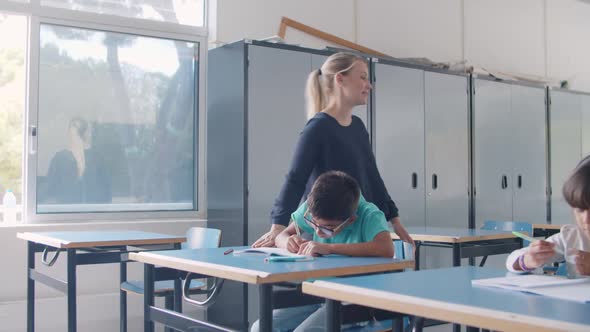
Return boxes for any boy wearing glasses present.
[275,170,394,258]
[250,171,394,332]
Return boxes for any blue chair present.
[120,227,222,330]
[479,220,533,267]
[393,240,406,260]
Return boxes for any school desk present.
[17,231,185,332]
[391,226,523,269]
[302,266,590,332]
[533,223,562,238]
[129,247,413,332]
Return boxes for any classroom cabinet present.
[473,78,548,226]
[373,61,470,269]
[549,89,590,225]
[373,61,471,229]
[207,40,368,330]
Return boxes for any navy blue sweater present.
[270,112,399,226]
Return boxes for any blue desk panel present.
[23,231,185,247]
[317,266,590,327]
[141,247,405,277]
[402,226,514,238]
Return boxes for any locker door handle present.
[432,174,438,190]
[501,175,508,189]
[411,173,417,189]
[517,175,522,189]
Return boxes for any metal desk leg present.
[452,244,461,267]
[67,249,77,332]
[27,241,35,332]
[174,278,182,312]
[414,242,421,271]
[452,245,460,332]
[412,316,424,332]
[172,242,182,332]
[144,264,155,332]
[259,284,273,332]
[120,260,127,332]
[326,299,341,332]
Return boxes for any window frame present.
[1,0,208,223]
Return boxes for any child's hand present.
[570,249,590,276]
[524,240,558,269]
[298,241,330,257]
[286,235,308,253]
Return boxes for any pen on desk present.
[512,231,564,255]
[265,256,313,263]
[224,248,234,255]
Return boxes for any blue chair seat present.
[121,279,206,296]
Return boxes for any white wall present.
[211,0,590,92]
[0,220,205,332]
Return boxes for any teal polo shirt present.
[291,195,390,244]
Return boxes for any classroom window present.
[36,24,198,214]
[42,0,205,27]
[0,13,27,220]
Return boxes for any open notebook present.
[472,274,590,303]
[233,247,313,262]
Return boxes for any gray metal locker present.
[550,89,583,225]
[583,94,590,156]
[473,78,513,225]
[208,40,371,329]
[374,63,426,227]
[424,71,470,227]
[510,84,547,224]
[247,46,310,250]
[246,46,313,327]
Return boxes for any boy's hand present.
[523,240,557,269]
[570,249,590,276]
[297,241,330,257]
[286,235,308,253]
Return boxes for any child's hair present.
[305,52,367,119]
[307,171,360,221]
[562,154,590,210]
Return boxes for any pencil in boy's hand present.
[293,220,301,237]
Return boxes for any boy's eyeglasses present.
[303,209,353,236]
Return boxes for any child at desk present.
[506,155,590,276]
[250,171,394,332]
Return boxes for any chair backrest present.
[556,262,567,276]
[481,220,533,246]
[393,240,405,260]
[182,227,222,249]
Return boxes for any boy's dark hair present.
[563,155,590,210]
[307,171,360,221]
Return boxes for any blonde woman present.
[253,52,414,251]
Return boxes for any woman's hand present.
[252,224,286,248]
[391,217,415,256]
[522,240,557,269]
[298,241,330,257]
